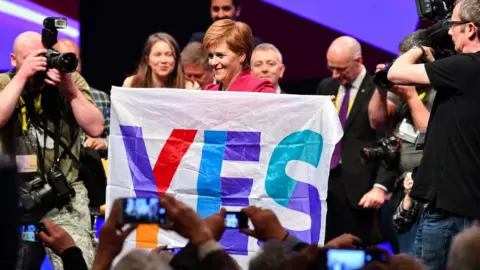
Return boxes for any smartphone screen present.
[120,197,167,224]
[326,249,366,270]
[224,211,248,229]
[19,224,45,242]
[165,247,182,254]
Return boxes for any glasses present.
[445,20,470,28]
[328,61,354,73]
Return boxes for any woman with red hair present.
[203,19,275,93]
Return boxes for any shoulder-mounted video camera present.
[373,0,455,90]
[41,17,78,73]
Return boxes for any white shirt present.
[276,85,282,94]
[335,66,366,117]
[334,66,388,192]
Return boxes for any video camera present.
[41,17,78,73]
[360,136,401,170]
[373,0,455,90]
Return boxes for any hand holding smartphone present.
[224,211,249,229]
[116,197,168,225]
[326,248,388,270]
[19,223,46,242]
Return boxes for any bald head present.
[10,31,44,69]
[54,38,81,73]
[326,36,363,86]
[55,39,80,57]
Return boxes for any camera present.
[18,166,76,212]
[373,0,455,91]
[41,17,78,73]
[372,63,394,92]
[360,136,401,169]
[416,0,453,21]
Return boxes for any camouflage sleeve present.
[71,72,95,106]
[0,72,12,91]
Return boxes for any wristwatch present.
[410,45,427,61]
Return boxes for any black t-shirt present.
[411,52,480,218]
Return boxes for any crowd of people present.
[1,0,480,269]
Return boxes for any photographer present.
[0,30,103,270]
[368,31,436,253]
[387,0,480,268]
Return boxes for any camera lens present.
[50,52,78,73]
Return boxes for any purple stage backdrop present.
[0,0,80,71]
[261,0,420,55]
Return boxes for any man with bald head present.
[54,38,82,72]
[0,31,102,269]
[316,36,395,244]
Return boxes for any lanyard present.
[334,88,355,114]
[19,96,42,132]
[418,92,426,101]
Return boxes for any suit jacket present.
[204,69,276,93]
[316,74,395,208]
[189,31,263,47]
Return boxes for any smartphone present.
[326,249,366,270]
[365,249,388,263]
[116,197,167,224]
[19,223,46,242]
[224,211,248,229]
[165,247,182,254]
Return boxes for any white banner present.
[106,87,342,268]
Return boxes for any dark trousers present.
[16,241,45,270]
[325,166,376,243]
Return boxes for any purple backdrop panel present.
[261,0,419,54]
[0,0,80,70]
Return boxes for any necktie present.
[330,86,351,169]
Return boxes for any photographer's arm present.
[0,74,27,127]
[0,49,47,127]
[47,70,104,137]
[368,89,396,131]
[406,92,430,130]
[68,88,104,138]
[387,47,432,85]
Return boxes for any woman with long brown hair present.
[123,32,199,89]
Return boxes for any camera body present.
[415,0,453,21]
[19,166,76,212]
[360,136,401,170]
[41,17,78,73]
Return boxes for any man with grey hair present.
[388,0,480,268]
[448,226,480,270]
[251,43,285,93]
[181,42,214,89]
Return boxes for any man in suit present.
[316,36,395,243]
[251,43,286,94]
[188,0,263,47]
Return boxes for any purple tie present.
[330,86,351,169]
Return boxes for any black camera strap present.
[22,93,47,180]
[52,118,61,169]
[25,104,80,176]
[33,118,80,170]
